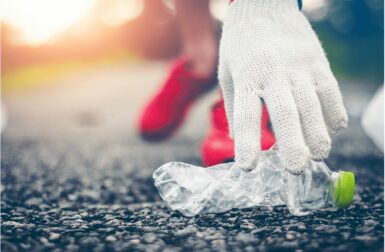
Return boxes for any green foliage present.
[312,0,384,84]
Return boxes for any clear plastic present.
[153,147,339,216]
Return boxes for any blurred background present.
[2,0,383,93]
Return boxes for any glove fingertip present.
[283,147,309,175]
[309,136,331,161]
[328,111,348,135]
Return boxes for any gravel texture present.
[1,64,384,251]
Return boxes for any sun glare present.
[2,0,328,46]
[2,0,96,46]
[99,0,143,27]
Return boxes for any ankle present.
[188,54,217,79]
[183,36,218,79]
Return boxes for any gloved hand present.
[218,0,348,174]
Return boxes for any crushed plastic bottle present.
[153,147,355,216]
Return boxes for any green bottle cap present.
[334,171,355,208]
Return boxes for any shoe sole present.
[139,80,217,142]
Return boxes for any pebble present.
[357,225,374,233]
[49,233,61,241]
[106,219,121,227]
[273,227,282,234]
[175,226,197,237]
[61,214,82,221]
[355,235,378,243]
[285,232,296,241]
[250,227,264,234]
[364,219,377,226]
[204,233,225,241]
[279,241,298,249]
[129,239,141,245]
[90,221,103,227]
[106,235,117,242]
[143,233,158,244]
[25,197,42,206]
[241,222,256,230]
[211,239,226,247]
[2,221,33,228]
[66,244,79,251]
[313,225,338,234]
[80,237,100,246]
[235,233,255,243]
[297,224,307,232]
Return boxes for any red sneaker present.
[201,99,276,167]
[139,58,216,141]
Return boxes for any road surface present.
[1,63,384,251]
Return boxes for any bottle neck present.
[327,172,340,206]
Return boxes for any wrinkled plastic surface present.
[153,148,334,216]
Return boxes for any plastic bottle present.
[153,147,355,216]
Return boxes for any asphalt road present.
[1,63,384,251]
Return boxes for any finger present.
[290,73,331,160]
[233,85,262,172]
[263,83,309,174]
[314,65,348,134]
[218,58,235,138]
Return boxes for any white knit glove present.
[218,0,348,174]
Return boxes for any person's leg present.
[138,0,217,141]
[174,0,218,78]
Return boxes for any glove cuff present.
[227,0,299,23]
